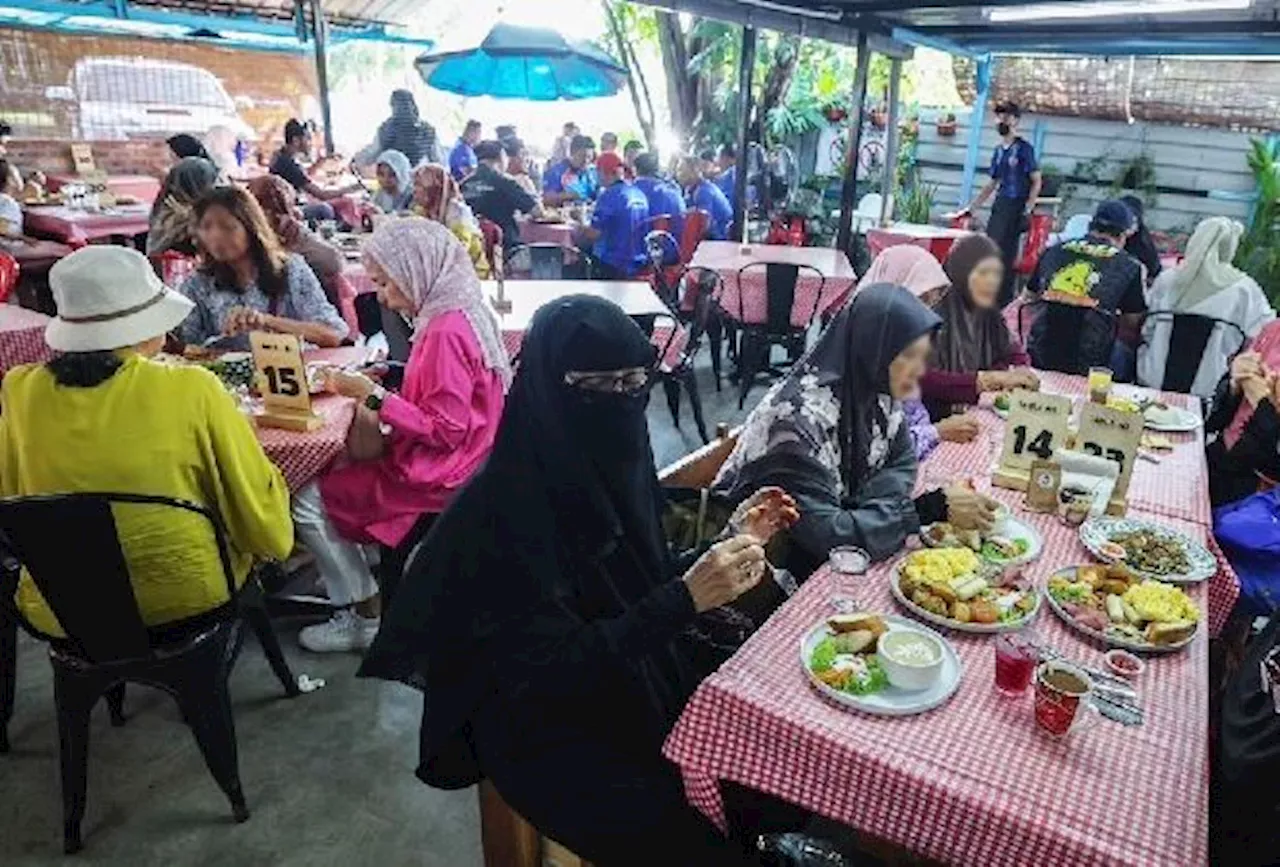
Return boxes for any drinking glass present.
[994,632,1038,697]
[1088,366,1113,405]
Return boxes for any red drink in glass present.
[994,633,1037,697]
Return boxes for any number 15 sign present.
[250,331,323,431]
[994,390,1073,490]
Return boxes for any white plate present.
[1043,566,1199,653]
[888,557,1041,634]
[799,616,963,716]
[1142,403,1200,432]
[1079,516,1215,584]
[920,515,1043,567]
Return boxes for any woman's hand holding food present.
[1009,368,1041,391]
[682,536,767,613]
[1230,352,1264,393]
[321,367,377,400]
[728,486,799,543]
[222,305,267,336]
[943,481,998,532]
[1242,371,1273,408]
[935,412,980,443]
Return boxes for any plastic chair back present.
[1016,212,1055,276]
[678,210,710,264]
[0,252,17,303]
[330,272,361,340]
[156,250,197,288]
[1019,297,1117,375]
[477,218,503,266]
[736,261,826,332]
[0,493,236,662]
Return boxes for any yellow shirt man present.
[1,353,293,637]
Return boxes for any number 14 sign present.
[994,390,1073,490]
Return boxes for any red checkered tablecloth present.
[665,547,1210,866]
[0,305,53,373]
[255,393,355,492]
[716,266,853,328]
[518,217,578,248]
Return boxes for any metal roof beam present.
[911,19,1280,37]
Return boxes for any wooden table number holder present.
[250,332,323,431]
[993,390,1073,492]
[1075,402,1143,516]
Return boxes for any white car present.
[45,57,255,142]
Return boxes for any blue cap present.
[1092,199,1135,233]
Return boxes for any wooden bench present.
[477,426,740,867]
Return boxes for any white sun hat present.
[44,246,196,353]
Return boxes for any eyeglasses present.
[563,367,650,395]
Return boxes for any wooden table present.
[22,204,152,247]
[689,241,857,326]
[866,223,972,262]
[44,174,161,204]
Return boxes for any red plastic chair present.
[331,273,361,340]
[155,250,198,288]
[0,252,18,304]
[477,218,504,270]
[678,209,710,265]
[1016,212,1055,277]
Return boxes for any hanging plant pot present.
[824,106,848,123]
[936,113,958,137]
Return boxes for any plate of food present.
[1141,401,1200,432]
[920,508,1042,566]
[890,547,1040,633]
[1079,516,1215,584]
[1045,564,1200,652]
[801,612,963,716]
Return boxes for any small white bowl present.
[1104,648,1145,679]
[877,629,944,691]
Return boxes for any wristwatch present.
[363,386,386,413]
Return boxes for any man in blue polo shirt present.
[542,134,599,206]
[448,119,481,181]
[961,101,1042,305]
[580,151,648,278]
[633,152,686,243]
[678,156,732,241]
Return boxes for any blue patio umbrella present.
[415,22,626,101]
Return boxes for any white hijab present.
[1166,217,1249,310]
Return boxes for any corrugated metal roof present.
[123,0,425,30]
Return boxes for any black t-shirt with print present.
[460,163,538,251]
[1027,234,1146,374]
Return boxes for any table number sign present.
[250,332,322,431]
[70,144,96,174]
[994,390,1073,491]
[1076,402,1143,512]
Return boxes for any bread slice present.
[828,613,888,638]
[1146,620,1196,646]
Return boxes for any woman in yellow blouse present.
[1,246,293,637]
[412,162,492,278]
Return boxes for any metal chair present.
[506,243,595,280]
[1018,296,1118,376]
[653,267,724,444]
[0,492,300,853]
[1137,310,1248,395]
[734,262,827,409]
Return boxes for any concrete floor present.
[0,357,757,866]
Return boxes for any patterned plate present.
[1044,566,1199,654]
[1079,516,1215,584]
[889,557,1041,634]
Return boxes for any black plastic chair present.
[380,304,415,364]
[735,262,827,409]
[1018,296,1119,376]
[1137,310,1248,395]
[506,243,595,280]
[653,267,724,444]
[0,492,299,853]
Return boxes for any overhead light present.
[988,0,1250,22]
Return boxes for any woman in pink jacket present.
[293,217,511,653]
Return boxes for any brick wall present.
[0,25,319,176]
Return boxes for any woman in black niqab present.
[360,295,757,866]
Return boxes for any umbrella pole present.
[308,0,335,155]
[835,31,871,255]
[732,26,756,244]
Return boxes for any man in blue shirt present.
[448,119,481,181]
[581,151,649,278]
[632,152,686,247]
[961,101,1042,305]
[678,156,733,241]
[542,134,599,206]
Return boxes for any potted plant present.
[823,103,848,123]
[902,116,920,138]
[936,112,958,137]
[870,105,889,129]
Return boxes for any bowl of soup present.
[876,628,944,691]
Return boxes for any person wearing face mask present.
[358,295,793,866]
[714,283,1000,580]
[958,102,1042,306]
[920,234,1038,421]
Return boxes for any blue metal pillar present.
[958,54,994,207]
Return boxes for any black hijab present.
[359,296,689,785]
[167,133,210,162]
[714,283,941,501]
[377,90,437,167]
[1121,195,1162,283]
[931,233,1013,373]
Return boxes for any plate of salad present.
[801,613,963,716]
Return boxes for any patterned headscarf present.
[246,174,303,247]
[146,156,218,256]
[857,245,950,299]
[362,217,511,389]
[412,163,461,224]
[372,149,414,214]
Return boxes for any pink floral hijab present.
[363,217,512,389]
